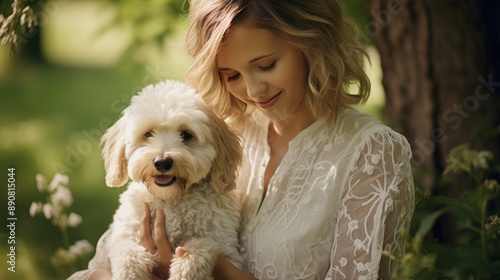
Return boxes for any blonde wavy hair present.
[185,0,370,124]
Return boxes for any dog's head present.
[101,80,242,200]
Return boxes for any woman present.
[76,0,415,279]
[143,0,415,278]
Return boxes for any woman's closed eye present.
[224,61,276,82]
[227,73,240,82]
[258,61,276,71]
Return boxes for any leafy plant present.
[0,0,38,53]
[391,144,500,279]
[30,173,94,278]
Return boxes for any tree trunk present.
[365,0,500,190]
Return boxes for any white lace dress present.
[235,108,415,280]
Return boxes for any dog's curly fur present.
[100,80,243,280]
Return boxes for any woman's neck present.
[269,105,316,142]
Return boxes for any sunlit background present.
[0,1,382,279]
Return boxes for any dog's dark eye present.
[180,130,193,141]
[144,131,154,138]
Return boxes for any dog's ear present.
[101,117,128,187]
[206,109,243,193]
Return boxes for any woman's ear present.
[101,117,128,187]
[206,109,243,193]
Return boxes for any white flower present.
[43,203,53,219]
[48,173,69,192]
[68,240,94,256]
[484,180,500,192]
[339,257,347,267]
[29,202,42,217]
[486,215,500,231]
[67,212,82,227]
[50,186,73,208]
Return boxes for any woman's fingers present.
[140,204,184,278]
[139,203,156,253]
[175,246,188,257]
[154,209,174,275]
[154,210,174,255]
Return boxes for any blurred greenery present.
[0,60,171,279]
[0,1,380,279]
[342,0,371,43]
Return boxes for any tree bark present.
[365,0,500,190]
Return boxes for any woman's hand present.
[140,203,255,280]
[140,203,187,280]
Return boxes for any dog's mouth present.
[154,175,177,187]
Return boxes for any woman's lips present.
[257,91,281,109]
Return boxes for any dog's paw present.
[110,243,157,280]
[169,238,220,280]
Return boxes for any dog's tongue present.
[154,175,175,186]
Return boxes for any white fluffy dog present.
[100,80,243,280]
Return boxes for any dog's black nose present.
[154,157,173,172]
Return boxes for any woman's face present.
[216,20,310,122]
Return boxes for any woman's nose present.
[245,75,267,98]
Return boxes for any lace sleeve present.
[327,130,415,280]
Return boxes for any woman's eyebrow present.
[217,52,277,71]
[248,52,276,64]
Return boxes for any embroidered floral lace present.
[235,108,415,280]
